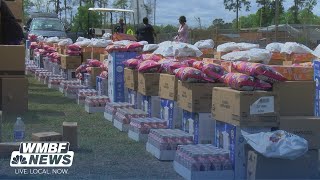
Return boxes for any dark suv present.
[25,13,68,38]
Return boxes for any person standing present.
[174,16,188,43]
[115,18,125,34]
[0,0,24,44]
[136,17,156,44]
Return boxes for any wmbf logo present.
[10,142,74,167]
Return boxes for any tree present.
[288,0,317,24]
[23,0,34,21]
[72,3,102,34]
[212,18,225,28]
[256,0,284,27]
[224,0,251,29]
[113,0,129,22]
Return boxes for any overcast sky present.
[153,0,320,27]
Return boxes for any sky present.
[153,0,320,27]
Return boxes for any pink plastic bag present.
[127,42,143,49]
[221,73,272,91]
[88,59,102,67]
[233,61,287,83]
[201,63,227,82]
[193,61,204,70]
[68,44,81,51]
[182,59,196,67]
[124,58,142,69]
[140,54,162,61]
[175,67,204,82]
[138,60,161,73]
[100,71,108,78]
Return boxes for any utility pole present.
[236,0,239,30]
[154,0,156,26]
[275,0,279,41]
[136,0,140,24]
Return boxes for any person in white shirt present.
[174,16,189,43]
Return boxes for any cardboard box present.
[182,110,215,144]
[280,116,320,149]
[82,52,100,62]
[0,142,20,158]
[100,54,107,62]
[1,77,28,114]
[62,122,78,150]
[32,132,62,141]
[212,87,279,127]
[178,81,224,113]
[160,98,182,129]
[202,58,222,65]
[215,51,227,60]
[215,120,273,179]
[127,89,142,109]
[247,150,319,180]
[314,60,320,116]
[5,0,23,20]
[159,74,178,101]
[271,65,313,81]
[108,52,137,102]
[82,47,105,54]
[60,55,82,69]
[61,69,77,80]
[58,46,66,55]
[138,73,160,96]
[273,81,314,116]
[96,76,108,95]
[89,68,102,88]
[0,45,25,72]
[124,68,138,91]
[141,95,161,118]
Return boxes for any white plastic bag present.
[312,44,320,58]
[266,42,284,52]
[242,130,308,160]
[221,48,271,64]
[143,44,159,52]
[281,42,313,54]
[172,42,203,57]
[237,42,259,50]
[194,39,214,49]
[153,41,174,57]
[46,37,60,43]
[58,38,73,46]
[87,39,112,47]
[139,41,149,45]
[102,33,112,40]
[217,42,238,52]
[76,37,88,42]
[74,39,91,47]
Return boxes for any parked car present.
[24,13,69,38]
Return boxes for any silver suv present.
[25,13,68,38]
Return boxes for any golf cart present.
[87,8,136,38]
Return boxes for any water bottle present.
[14,117,25,142]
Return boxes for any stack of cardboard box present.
[212,81,317,179]
[0,45,28,114]
[178,81,224,144]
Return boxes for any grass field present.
[0,77,182,180]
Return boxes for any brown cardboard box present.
[215,51,227,60]
[273,81,315,116]
[1,77,28,114]
[124,68,138,91]
[58,46,66,55]
[89,67,102,88]
[60,55,82,69]
[63,122,78,150]
[138,73,160,96]
[82,52,100,62]
[159,74,178,101]
[32,132,62,141]
[82,47,105,54]
[178,81,225,113]
[247,150,319,180]
[100,54,107,62]
[0,142,20,158]
[280,116,320,149]
[0,45,25,73]
[5,0,23,20]
[212,87,279,126]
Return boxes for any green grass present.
[0,77,182,180]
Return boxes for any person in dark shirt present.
[136,17,156,44]
[0,0,24,45]
[115,18,125,33]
